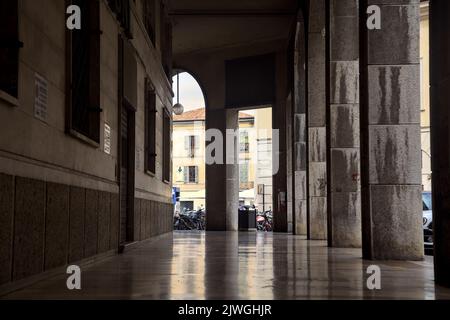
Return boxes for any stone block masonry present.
[0,172,173,287]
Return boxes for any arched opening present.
[171,70,208,230]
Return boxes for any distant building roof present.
[173,108,254,122]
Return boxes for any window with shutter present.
[240,162,249,183]
[240,131,250,153]
[142,0,155,45]
[145,78,157,174]
[185,135,197,158]
[162,108,171,182]
[194,136,200,149]
[183,166,188,183]
[107,0,131,37]
[183,166,198,184]
[160,2,172,79]
[0,0,20,99]
[67,0,101,144]
[184,136,190,150]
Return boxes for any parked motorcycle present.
[174,209,206,230]
[256,210,273,232]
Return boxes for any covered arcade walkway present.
[3,232,450,300]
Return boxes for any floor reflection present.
[2,231,450,300]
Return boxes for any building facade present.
[420,1,431,192]
[172,108,256,211]
[0,0,173,286]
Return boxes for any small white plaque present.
[104,123,111,155]
[34,73,48,122]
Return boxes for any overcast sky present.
[172,72,205,111]
[172,72,256,116]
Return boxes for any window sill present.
[0,90,19,107]
[68,129,100,149]
[163,179,171,185]
[145,170,156,178]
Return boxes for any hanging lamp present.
[173,71,184,115]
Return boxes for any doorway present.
[119,101,135,245]
[118,35,136,246]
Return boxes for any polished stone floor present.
[3,231,450,300]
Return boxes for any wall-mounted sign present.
[34,73,48,122]
[257,184,265,195]
[135,147,142,171]
[104,123,111,155]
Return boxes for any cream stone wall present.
[0,0,173,202]
[0,0,174,289]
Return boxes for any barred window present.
[163,108,171,182]
[145,78,157,174]
[142,0,156,45]
[0,0,20,98]
[108,0,131,37]
[67,0,101,143]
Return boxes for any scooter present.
[256,210,273,232]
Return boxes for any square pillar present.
[307,0,328,240]
[360,0,423,260]
[273,52,288,233]
[293,19,308,236]
[327,0,362,248]
[205,108,239,231]
[430,0,450,287]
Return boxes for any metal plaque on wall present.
[104,123,111,155]
[34,73,48,122]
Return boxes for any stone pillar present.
[360,0,423,260]
[286,94,294,233]
[293,18,308,236]
[205,108,239,231]
[273,52,288,233]
[307,0,327,240]
[430,0,450,287]
[327,0,361,247]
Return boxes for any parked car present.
[422,191,433,255]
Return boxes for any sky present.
[172,72,205,112]
[172,72,256,116]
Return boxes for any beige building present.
[420,1,431,191]
[173,108,256,211]
[254,107,273,212]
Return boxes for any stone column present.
[273,52,288,233]
[430,0,450,287]
[327,0,361,247]
[292,17,308,236]
[205,108,239,231]
[307,0,327,240]
[286,94,294,233]
[360,0,423,260]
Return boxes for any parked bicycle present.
[174,209,206,230]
